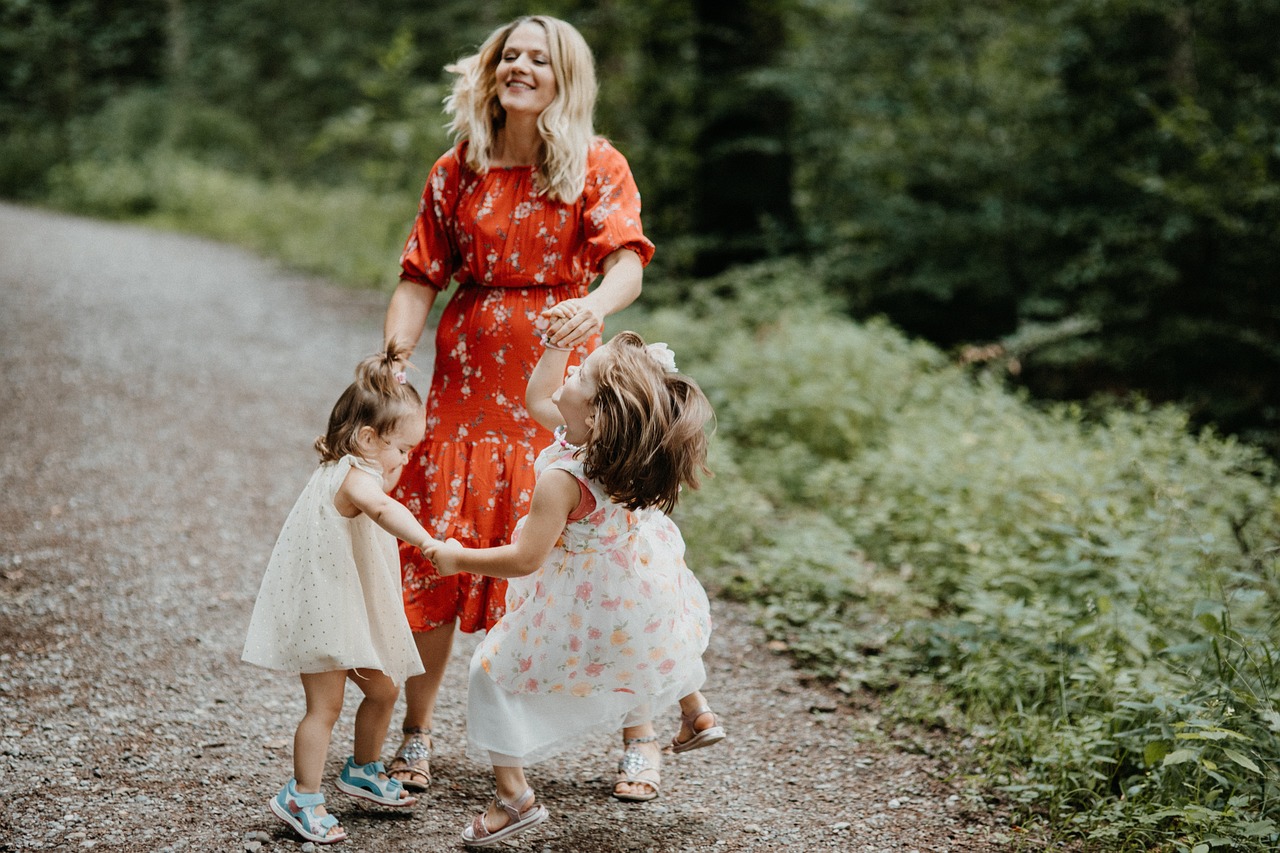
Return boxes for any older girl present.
[429,332,722,847]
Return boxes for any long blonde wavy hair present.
[443,15,597,203]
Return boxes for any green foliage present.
[47,152,408,286]
[778,0,1280,444]
[629,263,1280,850]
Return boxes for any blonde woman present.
[381,15,656,796]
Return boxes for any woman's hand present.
[541,298,603,349]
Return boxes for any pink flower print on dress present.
[658,659,677,675]
[575,581,593,602]
[587,627,603,640]
[601,596,622,611]
[569,635,582,652]
[584,661,606,677]
[519,656,533,673]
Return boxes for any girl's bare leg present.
[295,670,347,792]
[349,669,400,765]
[615,721,661,799]
[480,764,534,830]
[675,690,719,744]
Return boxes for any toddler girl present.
[242,343,441,844]
[429,331,724,847]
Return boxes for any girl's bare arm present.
[429,470,578,578]
[338,467,439,553]
[525,346,572,432]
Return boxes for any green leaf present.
[1143,741,1169,766]
[1222,749,1261,774]
[1161,748,1199,766]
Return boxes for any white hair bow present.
[646,342,678,373]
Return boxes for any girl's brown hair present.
[581,332,713,513]
[314,341,422,463]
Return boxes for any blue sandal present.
[269,778,348,844]
[336,756,417,807]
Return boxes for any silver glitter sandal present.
[612,735,661,802]
[387,727,432,791]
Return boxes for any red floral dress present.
[394,138,654,634]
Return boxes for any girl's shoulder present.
[338,454,383,486]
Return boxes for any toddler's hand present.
[430,538,466,577]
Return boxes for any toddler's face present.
[368,409,426,490]
[553,348,602,439]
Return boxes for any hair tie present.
[645,342,678,373]
[393,371,407,385]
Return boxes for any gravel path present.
[0,202,1020,852]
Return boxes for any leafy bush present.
[629,263,1280,851]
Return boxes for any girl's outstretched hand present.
[429,538,466,577]
[418,536,445,565]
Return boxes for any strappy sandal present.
[336,756,417,807]
[670,705,726,754]
[387,726,432,792]
[269,778,348,844]
[612,735,661,802]
[460,787,548,847]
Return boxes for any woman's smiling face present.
[496,21,557,119]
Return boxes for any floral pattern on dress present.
[474,444,711,698]
[393,139,654,634]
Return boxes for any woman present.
[381,15,660,800]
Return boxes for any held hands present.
[421,537,465,577]
[541,299,603,350]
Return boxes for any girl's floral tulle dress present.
[465,442,711,766]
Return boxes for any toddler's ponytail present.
[315,341,424,463]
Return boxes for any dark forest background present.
[4,0,1279,451]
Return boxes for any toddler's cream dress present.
[242,455,424,685]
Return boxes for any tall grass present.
[46,153,410,287]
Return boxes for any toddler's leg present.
[295,670,347,791]
[349,668,400,765]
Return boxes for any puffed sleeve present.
[399,147,464,290]
[580,139,656,273]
